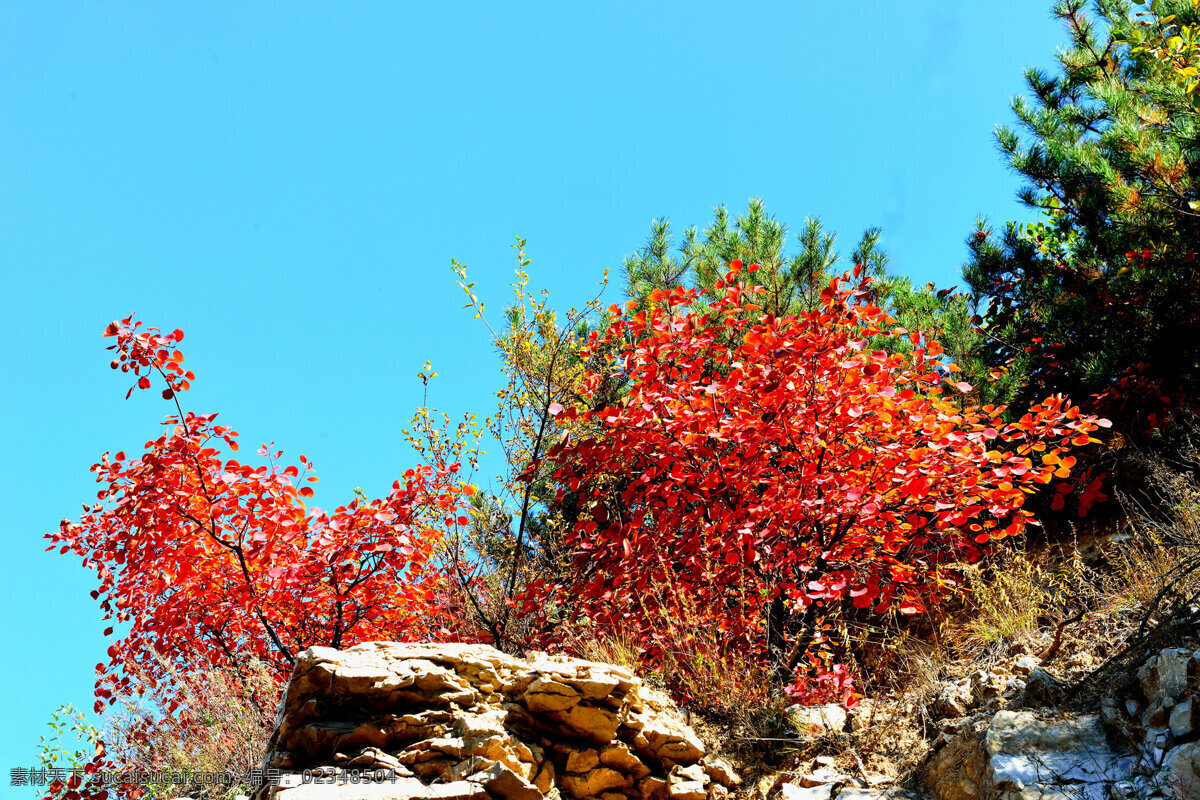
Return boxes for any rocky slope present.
[248,640,1200,800]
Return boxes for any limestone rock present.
[1161,740,1200,800]
[779,784,835,800]
[1170,697,1198,741]
[984,711,1135,800]
[970,669,1008,703]
[1011,657,1040,678]
[667,763,707,800]
[1138,648,1191,706]
[786,703,848,734]
[927,710,1136,800]
[1022,668,1065,706]
[934,680,974,719]
[255,642,736,800]
[795,767,846,788]
[924,717,989,800]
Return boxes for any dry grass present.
[102,658,282,800]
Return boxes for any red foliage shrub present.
[542,263,1106,692]
[46,317,477,797]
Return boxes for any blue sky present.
[1,0,1066,778]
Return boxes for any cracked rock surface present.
[254,643,738,800]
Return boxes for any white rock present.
[779,784,834,800]
[1170,697,1197,739]
[786,704,848,734]
[1012,657,1040,677]
[796,767,845,787]
[984,711,1136,800]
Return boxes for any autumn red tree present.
[544,262,1106,696]
[46,316,478,794]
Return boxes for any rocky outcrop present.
[925,709,1136,800]
[254,642,738,800]
[922,644,1200,800]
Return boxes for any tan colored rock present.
[532,761,556,794]
[701,758,739,787]
[639,776,668,800]
[256,642,736,800]
[565,749,601,774]
[933,680,974,719]
[560,767,632,798]
[923,717,989,800]
[667,764,707,800]
[556,704,622,743]
[601,744,651,778]
[471,762,543,800]
[625,704,707,766]
[524,678,583,713]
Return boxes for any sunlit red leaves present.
[543,265,1104,687]
[48,318,482,792]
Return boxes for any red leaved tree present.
[46,317,478,798]
[544,262,1106,698]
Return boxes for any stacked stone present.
[255,642,738,800]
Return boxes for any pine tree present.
[623,199,870,315]
[623,199,978,365]
[965,0,1200,425]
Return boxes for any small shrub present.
[100,659,281,800]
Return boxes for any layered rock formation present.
[922,645,1200,800]
[254,642,738,800]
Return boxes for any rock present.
[1142,727,1173,770]
[255,642,737,800]
[524,678,582,713]
[564,749,600,774]
[983,711,1136,800]
[1011,657,1040,677]
[1138,649,1191,706]
[970,669,1008,703]
[561,768,632,798]
[471,762,543,800]
[1000,678,1025,700]
[1022,668,1066,706]
[1098,697,1139,753]
[778,784,834,800]
[702,758,739,787]
[786,703,848,734]
[1161,740,1200,800]
[934,680,974,719]
[1144,696,1175,729]
[666,763,707,800]
[924,717,989,800]
[1171,697,1199,740]
[795,767,845,787]
[927,710,1137,800]
[600,744,650,779]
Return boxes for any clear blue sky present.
[1,0,1066,777]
